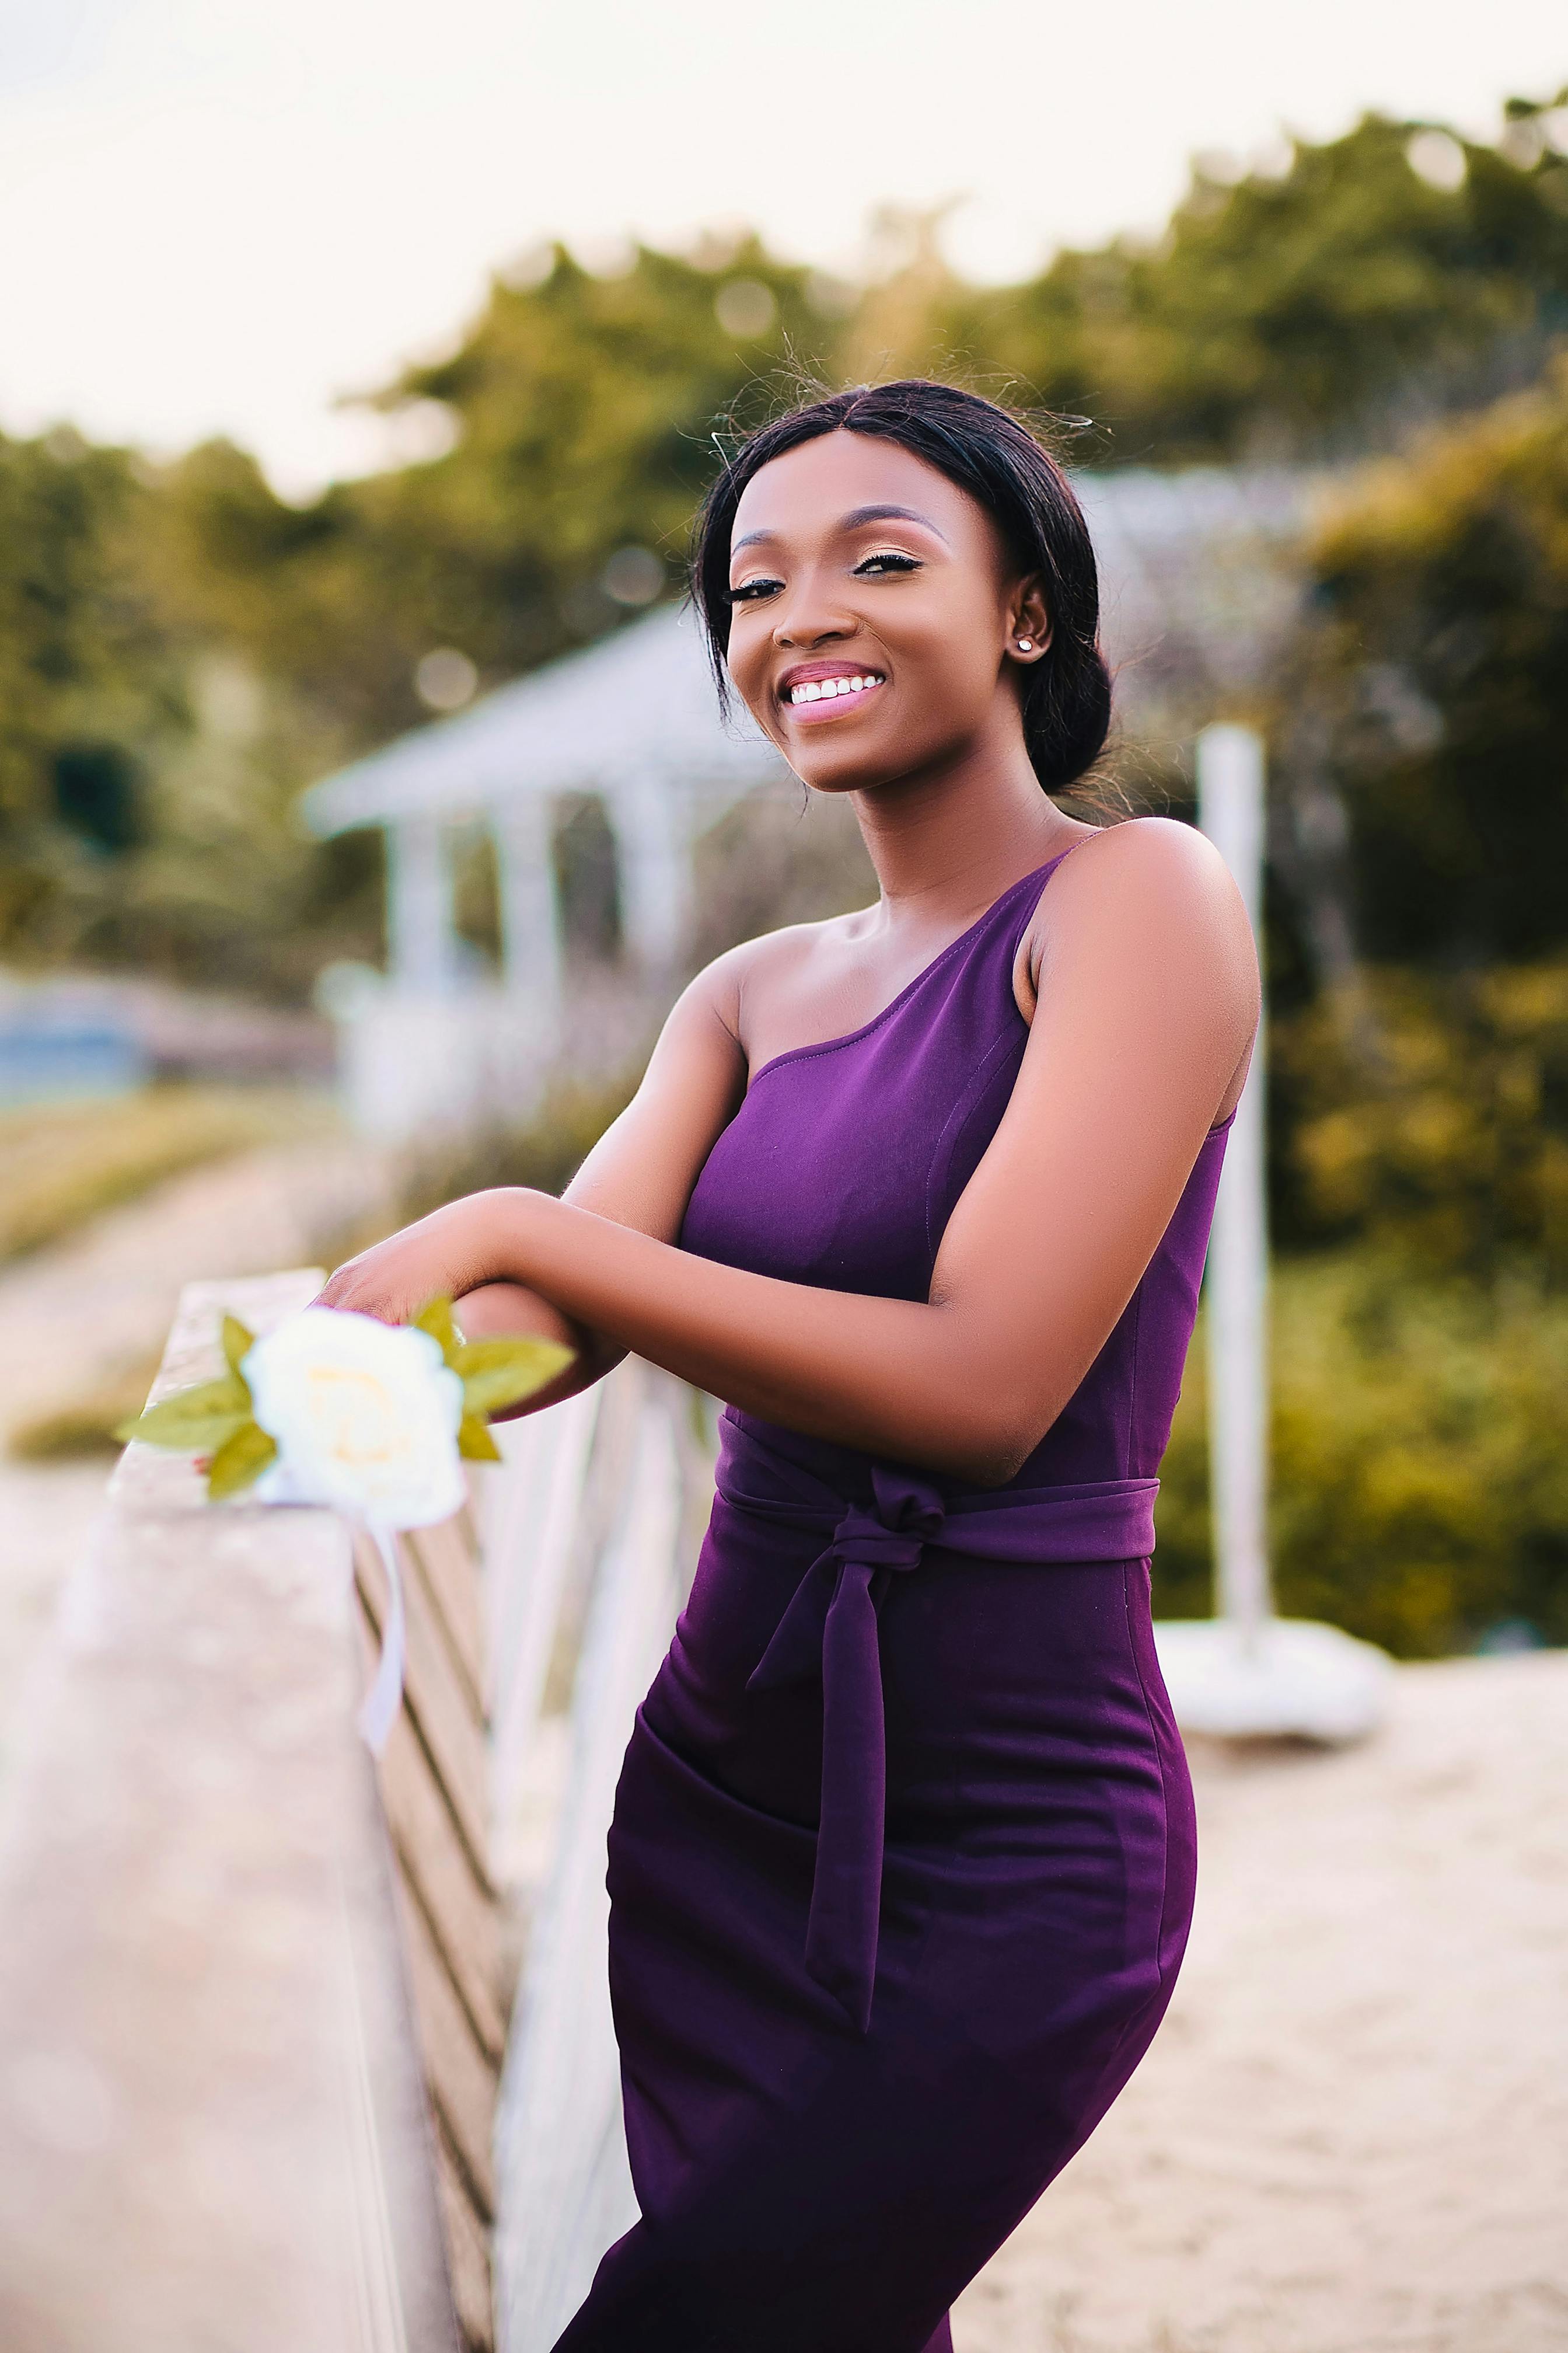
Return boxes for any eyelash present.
[725,550,921,605]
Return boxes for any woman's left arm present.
[318,821,1259,1486]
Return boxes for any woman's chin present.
[785,735,914,797]
[791,748,943,800]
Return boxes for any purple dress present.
[553,845,1234,2352]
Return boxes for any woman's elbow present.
[921,1390,1044,1490]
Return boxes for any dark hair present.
[690,379,1113,795]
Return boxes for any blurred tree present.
[1268,959,1568,1277]
[0,428,382,995]
[309,239,848,737]
[8,100,1568,1003]
[0,430,174,940]
[1294,355,1568,964]
[935,102,1568,461]
[1154,1254,1568,1654]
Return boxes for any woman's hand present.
[315,1192,617,1421]
[315,1193,515,1326]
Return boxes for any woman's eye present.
[726,577,783,604]
[854,551,921,577]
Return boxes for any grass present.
[9,1354,163,1460]
[0,1086,336,1266]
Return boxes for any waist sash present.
[716,1421,1160,2034]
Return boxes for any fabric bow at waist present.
[718,1422,1160,2034]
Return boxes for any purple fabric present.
[551,846,1232,2352]
[731,1428,1162,2030]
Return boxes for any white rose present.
[242,1306,467,1529]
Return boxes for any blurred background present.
[6,0,1567,1665]
[3,5,1567,2346]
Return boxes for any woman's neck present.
[847,730,1087,943]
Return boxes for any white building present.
[301,602,785,1138]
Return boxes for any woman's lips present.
[781,673,886,723]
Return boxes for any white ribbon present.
[356,1522,407,1756]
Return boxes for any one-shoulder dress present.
[553,843,1234,2352]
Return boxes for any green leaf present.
[221,1315,256,1378]
[114,1373,254,1452]
[454,1336,574,1416]
[458,1410,502,1463]
[206,1420,278,1501]
[413,1294,462,1368]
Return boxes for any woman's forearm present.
[461,1190,1039,1483]
[452,1280,626,1418]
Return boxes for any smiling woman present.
[318,381,1259,2351]
[697,382,1112,803]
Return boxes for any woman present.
[321,380,1260,2351]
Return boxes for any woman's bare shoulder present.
[1023,815,1253,971]
[1059,811,1236,892]
[685,908,876,1048]
[1011,817,1259,1112]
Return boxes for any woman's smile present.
[778,661,887,721]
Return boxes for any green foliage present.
[205,1418,278,1500]
[1297,358,1568,963]
[452,1336,574,1416]
[413,1289,575,1442]
[114,1369,253,1454]
[354,240,845,690]
[114,1289,568,1493]
[938,107,1568,462]
[1154,1252,1568,1655]
[114,1306,277,1501]
[1269,961,1568,1274]
[0,423,383,995]
[8,102,1568,996]
[0,431,173,940]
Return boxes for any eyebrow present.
[731,502,951,557]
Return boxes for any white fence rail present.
[483,1364,714,2353]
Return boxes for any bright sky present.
[2,0,1563,495]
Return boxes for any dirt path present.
[956,1650,1568,2353]
[0,1139,393,1754]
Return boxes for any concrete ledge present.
[0,1272,459,2353]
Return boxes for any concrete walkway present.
[957,1650,1568,2353]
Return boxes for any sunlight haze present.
[2,0,1564,492]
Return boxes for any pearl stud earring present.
[1016,637,1034,653]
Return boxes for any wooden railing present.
[486,1364,712,2351]
[0,1273,710,2353]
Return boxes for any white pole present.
[1197,724,1272,1652]
[383,813,457,994]
[494,794,566,1024]
[1157,724,1387,1739]
[609,769,692,972]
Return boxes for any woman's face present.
[724,428,1046,797]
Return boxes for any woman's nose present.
[773,601,852,650]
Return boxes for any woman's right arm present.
[450,947,752,1409]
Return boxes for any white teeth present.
[788,674,883,706]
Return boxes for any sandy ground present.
[0,1138,392,1760]
[956,1650,1568,2353]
